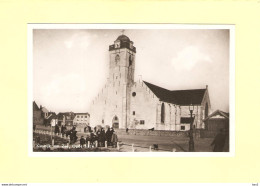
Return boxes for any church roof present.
[116,34,131,42]
[143,81,206,105]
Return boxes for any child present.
[80,136,86,148]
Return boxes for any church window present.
[132,92,136,97]
[129,55,133,66]
[120,73,121,78]
[116,91,117,95]
[140,120,145,124]
[116,76,117,79]
[161,103,165,123]
[115,54,120,63]
[133,111,135,115]
[181,126,185,130]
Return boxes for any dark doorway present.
[112,116,119,129]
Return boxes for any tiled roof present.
[143,81,206,105]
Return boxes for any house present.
[203,109,229,132]
[73,113,90,127]
[57,112,76,126]
[44,112,57,126]
[33,101,44,125]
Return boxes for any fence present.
[33,129,177,152]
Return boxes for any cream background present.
[0,0,259,183]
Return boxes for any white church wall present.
[129,81,158,130]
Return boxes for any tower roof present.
[116,34,131,42]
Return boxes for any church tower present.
[89,33,136,129]
[108,34,136,86]
[106,33,136,129]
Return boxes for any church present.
[89,34,211,131]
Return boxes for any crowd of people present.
[53,124,118,148]
[80,127,118,148]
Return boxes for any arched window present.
[205,103,209,118]
[129,55,133,66]
[112,116,119,129]
[161,103,165,123]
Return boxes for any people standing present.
[96,129,102,147]
[80,136,86,148]
[101,128,106,147]
[61,125,66,137]
[54,124,59,135]
[106,128,111,146]
[111,131,118,148]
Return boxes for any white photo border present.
[28,23,235,157]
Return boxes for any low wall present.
[115,129,192,137]
[200,130,218,138]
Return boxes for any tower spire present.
[121,29,125,35]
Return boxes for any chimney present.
[40,105,42,109]
[206,85,208,89]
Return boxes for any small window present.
[102,119,104,124]
[181,126,185,130]
[116,91,117,95]
[140,120,145,124]
[132,92,136,97]
[133,111,135,115]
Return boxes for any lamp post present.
[189,104,195,152]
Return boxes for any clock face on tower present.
[115,54,120,65]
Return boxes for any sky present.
[33,28,229,113]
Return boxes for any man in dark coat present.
[90,132,97,147]
[106,128,111,146]
[96,129,102,147]
[72,130,78,143]
[80,136,86,148]
[211,129,226,152]
[54,124,59,134]
[61,125,66,137]
[101,128,106,147]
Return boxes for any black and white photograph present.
[29,24,234,155]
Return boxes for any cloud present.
[171,46,212,71]
[64,32,91,49]
[41,73,87,97]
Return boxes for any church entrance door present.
[112,116,119,129]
